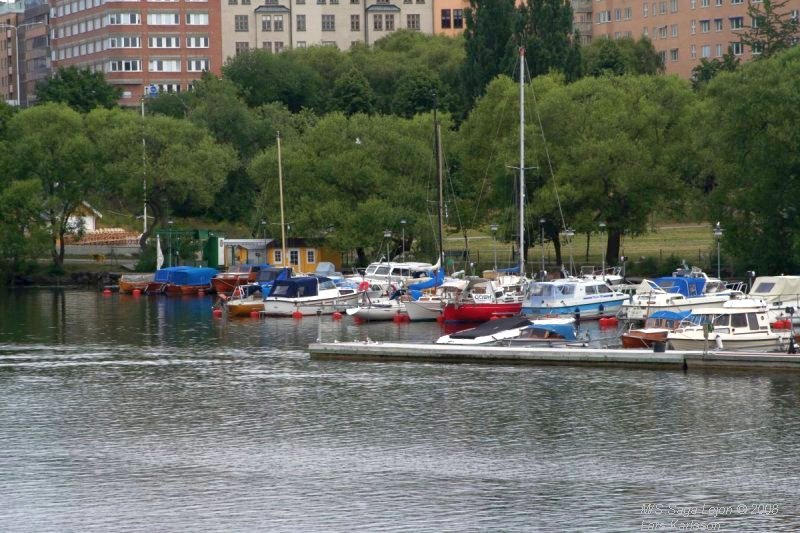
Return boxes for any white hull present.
[404,300,441,321]
[668,334,787,352]
[263,291,360,316]
[346,301,405,321]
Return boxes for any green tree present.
[392,70,442,117]
[331,68,376,116]
[702,47,800,273]
[583,37,664,77]
[740,0,800,58]
[690,48,740,90]
[461,0,517,105]
[35,66,122,113]
[2,104,101,268]
[0,179,49,276]
[517,0,582,81]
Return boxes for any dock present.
[308,342,800,372]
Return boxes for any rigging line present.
[523,56,567,235]
[469,61,519,230]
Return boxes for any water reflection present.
[0,289,799,531]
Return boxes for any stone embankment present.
[6,272,121,289]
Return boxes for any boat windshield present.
[375,266,390,276]
[319,279,337,290]
[528,283,559,298]
[365,265,378,275]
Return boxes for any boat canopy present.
[652,276,706,297]
[407,269,445,296]
[153,266,187,283]
[749,276,800,303]
[225,263,271,274]
[267,276,335,298]
[649,310,692,321]
[169,267,219,286]
[448,316,532,340]
[256,267,292,283]
[518,322,577,340]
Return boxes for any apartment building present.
[22,0,50,106]
[220,0,433,59]
[49,0,223,105]
[591,0,800,78]
[1,1,24,105]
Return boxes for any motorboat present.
[119,273,153,293]
[211,263,272,295]
[145,266,218,295]
[262,276,360,316]
[619,265,744,321]
[746,275,800,323]
[218,267,294,317]
[521,277,629,319]
[620,310,691,349]
[579,265,625,285]
[346,291,407,321]
[666,300,794,352]
[441,278,522,323]
[436,316,575,345]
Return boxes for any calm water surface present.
[1,289,799,532]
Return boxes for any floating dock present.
[308,342,800,372]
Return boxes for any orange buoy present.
[393,313,406,323]
[436,314,445,323]
[599,316,618,328]
[332,311,343,320]
[212,308,223,318]
[292,311,304,319]
[103,288,112,295]
[250,310,260,319]
[132,289,141,297]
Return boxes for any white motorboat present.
[436,316,576,345]
[666,300,794,352]
[522,277,629,319]
[346,292,406,321]
[262,276,360,316]
[746,275,800,323]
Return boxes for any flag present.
[156,234,164,270]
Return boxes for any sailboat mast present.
[518,47,526,278]
[277,132,287,267]
[434,94,445,272]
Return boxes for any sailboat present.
[441,48,529,323]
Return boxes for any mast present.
[141,96,147,236]
[518,47,525,278]
[434,93,445,272]
[277,132,287,267]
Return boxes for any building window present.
[615,8,621,20]
[108,59,141,71]
[235,41,249,54]
[108,36,141,48]
[624,7,632,19]
[187,58,209,71]
[373,14,383,31]
[690,44,696,58]
[700,19,710,32]
[406,14,420,30]
[658,25,668,38]
[275,41,284,52]
[690,0,696,8]
[670,48,678,61]
[289,250,299,265]
[108,12,141,25]
[385,13,394,31]
[716,43,723,56]
[453,9,463,28]
[235,15,249,31]
[671,23,678,36]
[228,0,237,3]
[262,15,271,31]
[658,50,666,64]
[731,42,743,55]
[322,14,335,31]
[297,41,306,47]
[715,0,722,5]
[148,36,180,48]
[187,35,210,48]
[186,12,209,25]
[730,16,743,29]
[701,0,709,6]
[644,3,648,16]
[149,59,180,72]
[262,41,272,52]
[715,18,723,31]
[242,0,251,4]
[441,9,450,28]
[701,44,711,57]
[669,0,677,12]
[147,12,179,25]
[297,14,306,31]
[307,250,316,264]
[155,84,181,93]
[274,249,282,264]
[690,19,696,33]
[274,15,284,31]
[731,0,742,4]
[351,14,360,31]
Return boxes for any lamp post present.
[400,219,406,261]
[539,218,546,276]
[490,223,498,270]
[168,220,174,267]
[383,229,392,261]
[0,22,42,107]
[261,219,267,264]
[713,222,723,279]
[598,221,606,277]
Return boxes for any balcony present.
[572,0,592,13]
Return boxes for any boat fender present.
[715,335,724,351]
[358,281,370,292]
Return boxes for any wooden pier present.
[308,342,800,372]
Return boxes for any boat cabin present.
[267,276,337,298]
[527,279,617,304]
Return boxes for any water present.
[1,289,799,532]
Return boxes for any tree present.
[584,37,664,77]
[702,47,800,273]
[2,104,101,269]
[460,0,517,106]
[392,70,442,117]
[690,48,739,90]
[0,179,50,276]
[517,0,582,81]
[35,66,122,113]
[331,68,376,116]
[739,0,800,59]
